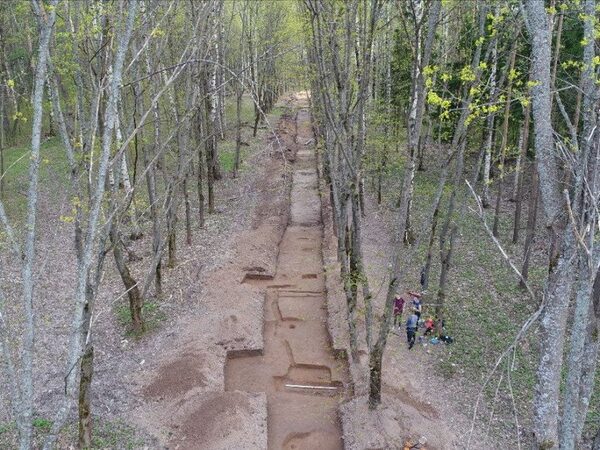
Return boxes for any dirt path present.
[225,99,350,449]
[132,93,350,449]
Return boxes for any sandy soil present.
[224,102,350,450]
[129,100,304,449]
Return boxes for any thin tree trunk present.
[0,85,4,197]
[77,343,93,449]
[520,164,538,287]
[481,35,498,208]
[19,3,57,447]
[145,52,163,297]
[401,0,441,243]
[196,104,206,228]
[512,107,530,244]
[233,86,243,177]
[209,1,222,180]
[183,174,192,245]
[421,188,442,291]
[481,114,496,208]
[110,224,144,333]
[202,75,216,214]
[492,39,518,237]
[377,149,387,205]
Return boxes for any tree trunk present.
[233,86,243,178]
[520,165,538,287]
[0,85,4,197]
[512,107,530,244]
[144,51,163,297]
[561,254,594,450]
[196,104,206,228]
[481,36,498,208]
[44,2,138,447]
[576,270,600,447]
[203,76,216,214]
[167,213,177,269]
[19,3,57,447]
[183,174,192,245]
[560,2,597,447]
[421,191,442,291]
[368,345,383,408]
[78,344,93,449]
[401,0,441,243]
[492,39,518,237]
[209,1,222,180]
[110,224,144,333]
[525,1,579,446]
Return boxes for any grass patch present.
[0,416,148,449]
[218,139,248,174]
[1,136,69,221]
[32,418,52,432]
[0,421,15,435]
[90,419,146,450]
[224,94,256,125]
[116,299,166,337]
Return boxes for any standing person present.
[393,294,405,328]
[406,312,418,350]
[410,292,422,321]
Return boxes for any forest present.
[0,0,599,449]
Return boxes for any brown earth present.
[135,93,351,449]
[0,92,503,449]
[224,102,350,450]
[129,99,302,449]
[135,92,495,449]
[0,93,296,448]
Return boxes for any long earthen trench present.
[224,106,350,449]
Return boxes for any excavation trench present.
[225,106,350,449]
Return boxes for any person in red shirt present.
[393,294,405,328]
[424,317,435,336]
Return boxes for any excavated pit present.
[224,107,349,450]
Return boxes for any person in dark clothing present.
[410,292,422,321]
[406,313,418,350]
[393,295,405,328]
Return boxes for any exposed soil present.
[129,100,300,449]
[319,144,503,448]
[142,351,207,399]
[225,104,350,450]
[0,92,510,449]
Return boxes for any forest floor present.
[2,93,593,449]
[0,93,291,448]
[130,92,500,450]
